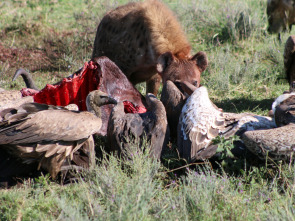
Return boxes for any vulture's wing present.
[0,107,101,144]
[243,123,295,160]
[177,86,225,161]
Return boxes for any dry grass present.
[0,0,295,220]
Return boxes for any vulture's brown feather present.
[0,90,116,182]
[242,123,295,161]
[107,93,169,159]
[272,92,295,127]
[178,85,276,162]
[160,80,192,138]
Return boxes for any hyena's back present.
[92,0,191,83]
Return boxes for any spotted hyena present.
[267,0,295,40]
[92,0,208,95]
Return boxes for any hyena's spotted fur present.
[92,0,208,95]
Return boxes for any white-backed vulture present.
[160,80,187,138]
[242,123,295,161]
[177,85,276,162]
[107,93,169,159]
[272,91,295,127]
[161,80,212,138]
[0,90,117,180]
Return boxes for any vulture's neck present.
[87,101,102,118]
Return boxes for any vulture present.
[272,91,295,127]
[160,80,187,138]
[0,90,117,182]
[177,85,276,162]
[107,93,169,159]
[160,80,198,138]
[241,90,295,161]
[242,123,295,161]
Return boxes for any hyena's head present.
[157,51,208,88]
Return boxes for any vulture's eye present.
[193,81,198,86]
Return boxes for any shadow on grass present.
[214,97,275,113]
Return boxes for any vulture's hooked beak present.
[175,80,198,96]
[106,96,117,105]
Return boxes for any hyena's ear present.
[156,52,174,75]
[191,51,208,72]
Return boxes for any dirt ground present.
[0,42,61,73]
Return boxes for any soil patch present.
[0,43,61,72]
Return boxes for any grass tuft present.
[1,0,295,219]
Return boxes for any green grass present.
[1,147,295,220]
[1,0,295,220]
